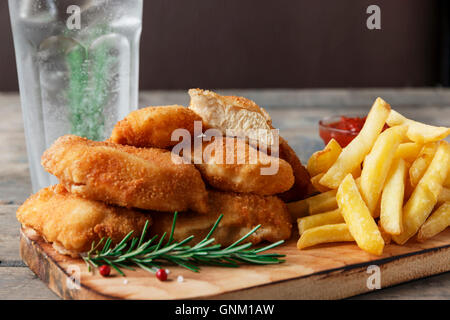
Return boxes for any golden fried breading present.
[188,88,312,201]
[110,105,203,148]
[277,137,313,202]
[151,190,292,246]
[192,137,294,195]
[189,88,275,145]
[42,135,208,213]
[17,185,151,255]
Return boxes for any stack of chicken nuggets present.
[17,90,312,257]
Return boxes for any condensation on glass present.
[9,0,143,192]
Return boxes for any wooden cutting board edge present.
[211,244,450,299]
[19,229,450,300]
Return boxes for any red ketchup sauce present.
[319,116,389,147]
[319,116,366,147]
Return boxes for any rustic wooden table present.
[1,89,449,300]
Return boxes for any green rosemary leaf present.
[213,242,253,255]
[236,256,279,264]
[141,242,180,258]
[154,232,167,252]
[225,224,261,250]
[116,231,135,250]
[103,259,125,276]
[167,212,178,245]
[187,238,216,251]
[137,220,150,248]
[93,238,105,253]
[138,235,159,253]
[125,238,139,254]
[101,238,112,254]
[134,262,155,274]
[220,257,240,266]
[162,256,199,272]
[254,240,285,253]
[202,214,223,241]
[84,212,286,276]
[169,235,194,248]
[115,262,136,271]
[193,256,238,268]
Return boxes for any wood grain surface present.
[20,227,450,300]
[2,90,450,299]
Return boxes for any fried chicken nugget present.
[277,137,314,202]
[42,135,208,213]
[188,88,312,202]
[192,137,294,195]
[17,185,151,255]
[150,190,292,246]
[189,88,275,144]
[110,105,203,148]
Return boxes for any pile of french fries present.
[289,98,450,255]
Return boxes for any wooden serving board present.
[20,227,450,300]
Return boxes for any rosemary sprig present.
[83,212,285,276]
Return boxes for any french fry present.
[360,125,406,214]
[380,158,406,235]
[307,189,338,215]
[287,190,338,218]
[355,176,361,190]
[310,173,330,193]
[297,223,354,249]
[320,98,391,189]
[336,174,385,255]
[417,202,450,242]
[444,167,450,188]
[394,142,423,162]
[378,221,392,245]
[297,209,343,234]
[409,142,438,187]
[351,164,362,178]
[387,110,450,143]
[392,141,450,244]
[286,198,309,219]
[372,199,381,219]
[302,98,450,254]
[307,138,342,177]
[404,164,414,201]
[438,187,450,203]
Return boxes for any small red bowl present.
[319,114,366,147]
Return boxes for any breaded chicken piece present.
[189,88,275,146]
[277,137,314,202]
[42,135,208,213]
[151,190,292,246]
[17,185,151,255]
[191,137,294,195]
[110,105,203,148]
[188,88,311,202]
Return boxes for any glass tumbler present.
[9,0,143,192]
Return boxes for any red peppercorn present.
[99,265,111,277]
[156,268,167,281]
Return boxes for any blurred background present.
[0,0,448,91]
[2,1,450,301]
